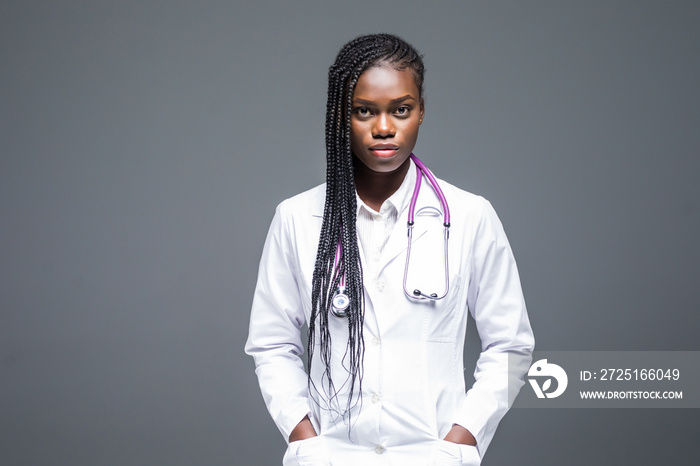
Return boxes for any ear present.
[419,98,425,124]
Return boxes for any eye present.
[354,106,372,117]
[395,106,411,116]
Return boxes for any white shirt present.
[246,160,534,465]
[356,161,414,279]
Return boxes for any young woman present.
[246,33,534,466]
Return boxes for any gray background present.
[2,1,698,464]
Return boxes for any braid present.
[308,33,425,426]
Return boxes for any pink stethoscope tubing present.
[331,153,450,318]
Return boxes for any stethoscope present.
[331,153,450,318]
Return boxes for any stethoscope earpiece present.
[402,154,450,302]
[412,289,441,299]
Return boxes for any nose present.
[372,113,395,138]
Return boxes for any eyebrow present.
[352,94,416,106]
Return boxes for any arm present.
[289,415,318,442]
[443,424,477,446]
[453,199,535,455]
[244,202,316,442]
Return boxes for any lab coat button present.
[374,445,386,454]
[371,394,381,404]
[371,337,381,347]
[376,281,385,292]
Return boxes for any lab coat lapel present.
[309,187,383,333]
[381,186,442,271]
[355,226,382,334]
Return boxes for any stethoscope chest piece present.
[331,286,350,318]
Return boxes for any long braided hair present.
[308,33,425,422]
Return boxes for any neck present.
[353,156,411,211]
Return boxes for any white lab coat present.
[246,169,534,466]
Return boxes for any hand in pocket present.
[284,436,330,466]
[432,440,481,466]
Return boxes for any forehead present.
[352,65,420,101]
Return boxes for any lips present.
[369,144,399,158]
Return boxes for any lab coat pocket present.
[457,444,481,465]
[284,436,331,466]
[417,270,464,343]
[430,440,462,466]
[430,440,481,466]
[403,213,465,343]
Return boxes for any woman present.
[246,33,534,466]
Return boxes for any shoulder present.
[275,183,326,220]
[434,178,513,252]
[435,177,493,218]
[432,177,507,243]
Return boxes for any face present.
[350,65,424,174]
